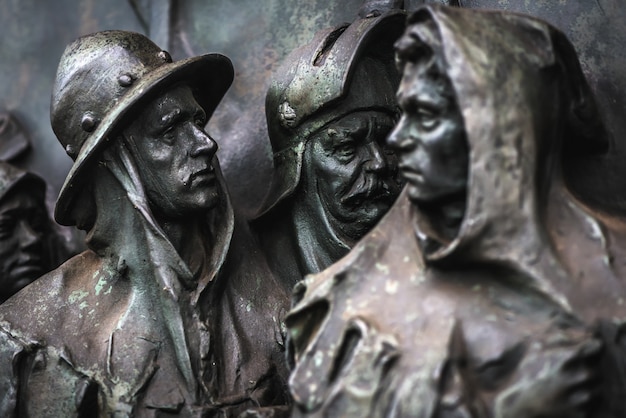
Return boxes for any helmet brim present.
[54,53,234,226]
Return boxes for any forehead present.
[398,60,455,105]
[135,84,202,123]
[326,110,396,130]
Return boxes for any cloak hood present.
[401,6,607,303]
[86,140,234,298]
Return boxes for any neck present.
[156,215,206,265]
[414,193,466,251]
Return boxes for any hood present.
[404,6,606,264]
[399,6,607,311]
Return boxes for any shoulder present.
[0,250,126,346]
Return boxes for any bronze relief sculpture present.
[0,30,289,417]
[251,4,405,291]
[0,3,624,418]
[287,5,626,417]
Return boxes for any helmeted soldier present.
[0,30,289,417]
[252,2,406,291]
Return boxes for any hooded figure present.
[0,162,64,302]
[0,31,289,417]
[251,3,405,292]
[286,6,626,417]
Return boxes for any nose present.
[387,119,414,151]
[364,141,388,173]
[16,220,41,250]
[190,125,218,158]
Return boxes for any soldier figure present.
[0,30,289,417]
[253,4,405,290]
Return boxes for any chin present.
[407,184,466,208]
[198,194,220,211]
[365,200,392,218]
[193,187,220,208]
[407,184,443,205]
[339,203,387,227]
[172,195,219,218]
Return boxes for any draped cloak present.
[286,6,626,417]
[0,141,290,417]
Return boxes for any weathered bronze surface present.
[287,5,626,417]
[252,4,405,291]
[0,1,623,417]
[0,31,289,417]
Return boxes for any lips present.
[398,163,424,184]
[190,166,216,186]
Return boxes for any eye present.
[194,110,207,127]
[334,142,356,159]
[159,125,176,145]
[417,107,440,131]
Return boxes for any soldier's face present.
[388,61,468,205]
[304,110,401,240]
[124,85,220,219]
[0,188,47,299]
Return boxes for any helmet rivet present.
[65,144,76,158]
[158,50,172,63]
[118,73,134,87]
[278,101,297,128]
[81,113,98,133]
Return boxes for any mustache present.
[340,175,398,208]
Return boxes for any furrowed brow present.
[159,108,182,127]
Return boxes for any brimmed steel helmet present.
[259,6,406,215]
[50,30,234,226]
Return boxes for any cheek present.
[314,156,360,195]
[423,124,459,160]
[146,139,195,181]
[440,127,468,172]
[139,144,182,178]
[391,122,418,157]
